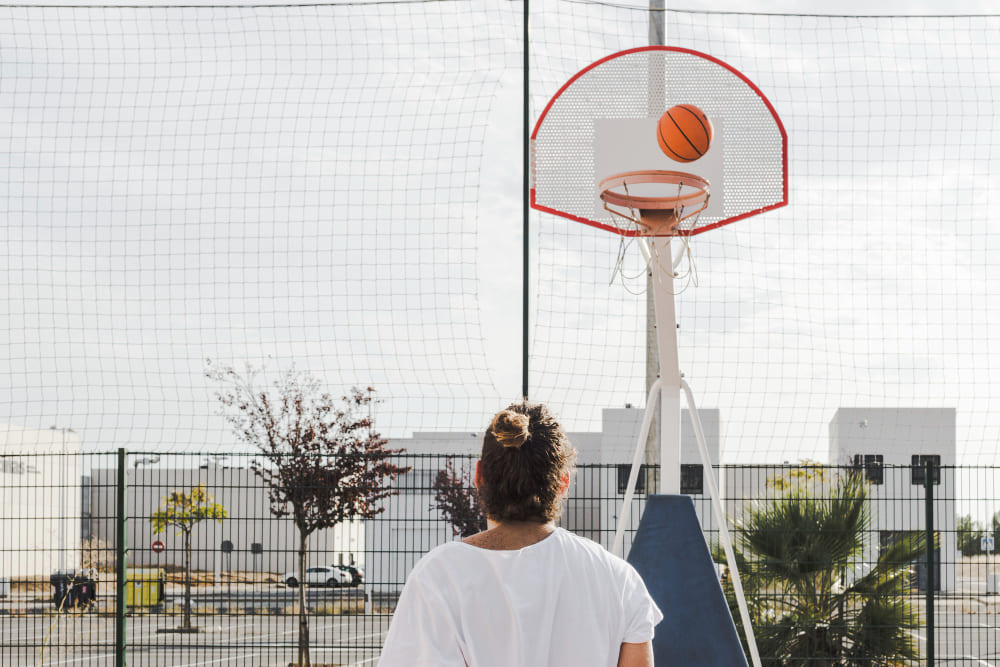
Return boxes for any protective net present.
[0,2,998,470]
[0,1,519,443]
[529,4,1000,466]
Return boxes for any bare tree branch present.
[206,360,409,666]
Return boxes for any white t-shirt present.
[378,527,663,667]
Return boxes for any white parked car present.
[282,566,351,588]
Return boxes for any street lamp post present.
[50,426,76,573]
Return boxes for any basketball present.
[657,104,713,163]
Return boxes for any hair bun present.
[490,410,530,448]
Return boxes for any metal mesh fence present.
[2,453,1000,664]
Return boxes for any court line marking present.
[6,616,389,665]
[964,655,996,667]
[908,628,999,667]
[169,619,385,666]
[42,651,116,665]
[173,651,270,667]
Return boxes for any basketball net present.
[610,212,701,296]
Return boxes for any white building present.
[89,465,364,576]
[829,407,957,591]
[0,424,82,578]
[365,407,721,593]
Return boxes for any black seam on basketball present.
[670,108,705,158]
[657,124,678,158]
[678,106,711,154]
[658,124,687,161]
[657,124,678,159]
[664,144,687,162]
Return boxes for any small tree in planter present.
[208,361,409,667]
[432,458,486,538]
[150,484,228,631]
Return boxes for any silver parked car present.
[282,565,351,588]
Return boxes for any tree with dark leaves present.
[207,361,409,667]
[432,458,486,538]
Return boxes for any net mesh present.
[530,5,1000,465]
[0,1,519,442]
[0,2,998,469]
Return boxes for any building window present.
[617,464,647,495]
[911,454,941,486]
[680,464,704,495]
[851,454,884,485]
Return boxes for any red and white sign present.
[151,540,165,553]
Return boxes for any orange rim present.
[598,170,710,235]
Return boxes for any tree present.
[432,458,486,538]
[957,514,985,557]
[80,535,114,574]
[765,459,829,493]
[716,472,925,665]
[207,361,409,667]
[150,484,228,630]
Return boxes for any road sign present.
[982,536,995,553]
[151,540,165,553]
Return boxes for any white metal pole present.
[645,0,667,485]
[613,377,663,556]
[681,379,762,667]
[51,425,72,573]
[650,238,681,493]
[61,428,66,572]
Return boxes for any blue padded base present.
[626,494,748,666]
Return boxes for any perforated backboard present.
[531,47,787,236]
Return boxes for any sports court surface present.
[3,614,391,666]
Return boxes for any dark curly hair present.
[477,401,577,523]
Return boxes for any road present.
[1,584,394,666]
[5,578,1000,665]
[1,610,391,666]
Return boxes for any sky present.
[1,0,1000,470]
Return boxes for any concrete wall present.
[0,425,82,578]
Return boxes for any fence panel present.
[5,454,1000,664]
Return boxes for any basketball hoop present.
[598,170,710,237]
[531,46,783,667]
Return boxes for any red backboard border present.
[530,46,788,237]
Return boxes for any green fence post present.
[116,448,128,667]
[924,457,935,667]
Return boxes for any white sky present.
[1,0,1000,470]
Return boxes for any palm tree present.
[715,472,925,666]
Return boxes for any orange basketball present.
[657,104,713,163]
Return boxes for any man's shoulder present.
[408,540,467,579]
[558,529,633,572]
